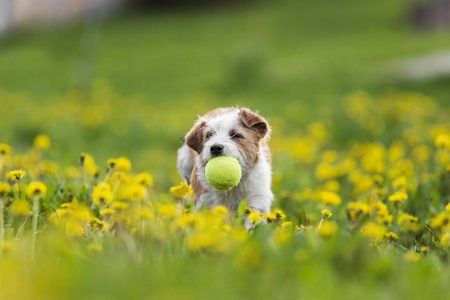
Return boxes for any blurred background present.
[0,0,450,189]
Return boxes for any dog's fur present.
[177,107,273,216]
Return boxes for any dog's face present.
[185,108,270,170]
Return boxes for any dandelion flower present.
[115,157,132,172]
[134,172,153,187]
[316,220,338,237]
[273,209,286,220]
[170,182,193,200]
[0,182,11,197]
[388,191,408,203]
[10,199,31,216]
[321,209,332,219]
[8,170,26,181]
[0,144,11,155]
[385,231,399,242]
[319,191,342,206]
[26,182,47,198]
[33,135,51,149]
[435,133,450,149]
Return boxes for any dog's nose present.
[210,144,224,156]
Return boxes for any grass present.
[0,0,450,298]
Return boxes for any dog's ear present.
[239,108,271,140]
[185,119,206,154]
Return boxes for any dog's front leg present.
[244,189,273,230]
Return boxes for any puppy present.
[177,107,273,218]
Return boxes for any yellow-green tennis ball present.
[205,156,242,190]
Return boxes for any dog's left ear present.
[239,108,271,140]
[185,119,206,154]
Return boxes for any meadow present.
[0,0,450,299]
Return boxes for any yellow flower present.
[157,203,179,218]
[84,154,99,177]
[115,157,132,172]
[323,180,340,192]
[316,220,338,237]
[321,209,332,219]
[263,213,277,223]
[319,191,342,206]
[138,207,155,219]
[26,182,47,198]
[404,251,421,262]
[388,191,408,203]
[281,221,293,228]
[99,208,115,217]
[0,144,11,155]
[398,213,418,224]
[385,231,399,241]
[88,218,106,231]
[346,201,369,221]
[273,209,286,220]
[111,201,129,210]
[122,184,144,201]
[170,182,193,199]
[107,159,117,168]
[392,176,407,189]
[134,172,153,187]
[10,199,31,216]
[435,133,450,149]
[8,170,26,181]
[361,222,385,240]
[33,134,51,149]
[0,182,11,197]
[248,212,263,225]
[212,205,228,215]
[446,203,450,212]
[91,184,113,206]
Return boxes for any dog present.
[177,107,273,219]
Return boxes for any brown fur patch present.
[185,120,206,154]
[190,164,204,201]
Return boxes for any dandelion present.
[361,222,385,241]
[26,182,47,198]
[115,157,132,172]
[319,191,342,206]
[385,231,399,242]
[33,134,51,149]
[263,213,277,223]
[435,133,450,149]
[0,182,11,197]
[10,199,31,216]
[248,212,263,225]
[91,184,113,206]
[388,191,408,203]
[170,182,193,200]
[321,209,332,219]
[8,169,26,181]
[281,221,293,228]
[122,184,144,202]
[157,204,179,218]
[0,144,11,155]
[273,209,286,220]
[316,220,338,237]
[404,251,421,262]
[134,172,153,187]
[398,213,418,224]
[8,170,26,198]
[112,201,129,211]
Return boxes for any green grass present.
[0,2,450,298]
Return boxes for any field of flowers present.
[0,88,449,299]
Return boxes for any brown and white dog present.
[177,107,273,221]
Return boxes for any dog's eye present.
[206,132,214,139]
[230,133,243,139]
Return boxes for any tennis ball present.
[205,156,242,190]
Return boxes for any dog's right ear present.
[185,119,206,154]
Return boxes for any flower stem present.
[31,197,40,259]
[0,199,4,243]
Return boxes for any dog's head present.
[185,108,270,170]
